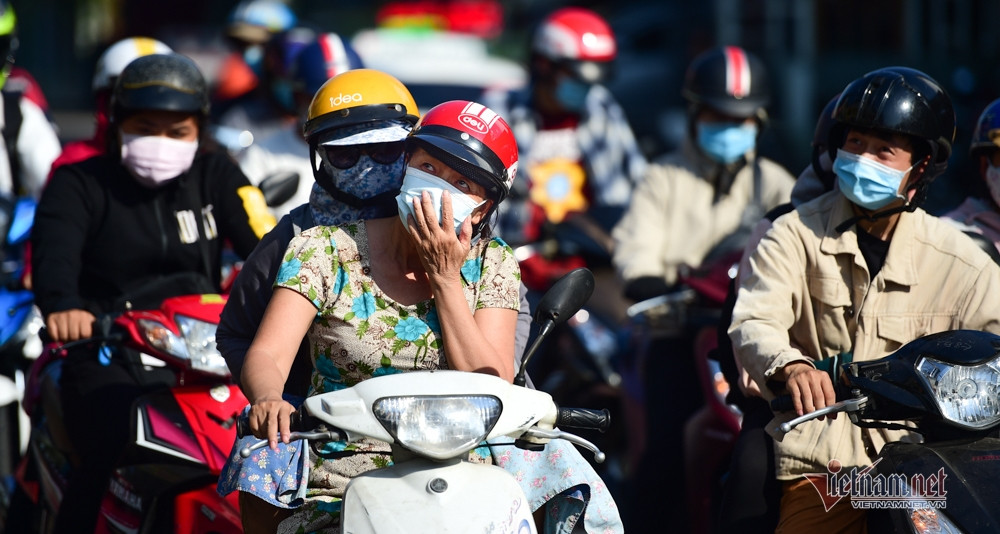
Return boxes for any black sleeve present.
[623,276,673,303]
[31,163,98,316]
[217,209,311,391]
[206,152,271,260]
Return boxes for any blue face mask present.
[833,149,913,211]
[310,154,406,226]
[696,122,758,164]
[242,45,264,77]
[555,77,590,113]
[395,167,485,236]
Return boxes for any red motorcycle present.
[5,293,246,533]
[622,251,743,534]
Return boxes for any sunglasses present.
[321,142,405,169]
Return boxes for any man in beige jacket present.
[612,46,795,533]
[730,66,1000,533]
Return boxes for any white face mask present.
[395,166,484,235]
[120,133,199,187]
[986,163,1000,208]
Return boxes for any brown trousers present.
[775,478,868,534]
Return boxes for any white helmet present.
[92,36,172,92]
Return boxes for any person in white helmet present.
[49,36,172,175]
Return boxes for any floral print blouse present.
[276,221,521,393]
[272,222,520,499]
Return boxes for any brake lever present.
[522,428,606,464]
[777,396,868,435]
[239,430,341,458]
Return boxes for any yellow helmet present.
[303,68,419,143]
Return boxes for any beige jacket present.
[612,140,795,286]
[729,191,1000,479]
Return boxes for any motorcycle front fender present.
[342,458,536,534]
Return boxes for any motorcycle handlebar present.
[555,407,611,433]
[770,383,854,413]
[236,409,317,439]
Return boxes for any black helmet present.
[813,94,840,151]
[111,53,210,123]
[829,67,954,168]
[810,93,840,190]
[829,67,955,210]
[969,97,1000,158]
[682,46,770,119]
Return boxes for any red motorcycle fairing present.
[96,383,247,533]
[95,464,242,534]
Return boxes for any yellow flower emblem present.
[527,158,588,223]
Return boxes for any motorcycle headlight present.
[916,354,1000,429]
[909,507,962,534]
[372,395,501,460]
[137,316,230,377]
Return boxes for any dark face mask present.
[311,149,406,213]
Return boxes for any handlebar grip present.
[770,395,794,413]
[236,409,316,439]
[236,414,252,439]
[556,407,611,433]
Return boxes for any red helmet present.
[532,7,616,83]
[407,100,518,206]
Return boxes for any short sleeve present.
[466,237,521,311]
[275,226,345,310]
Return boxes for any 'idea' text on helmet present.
[329,93,363,107]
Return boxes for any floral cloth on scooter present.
[218,221,623,533]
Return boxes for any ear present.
[469,199,494,225]
[908,156,930,186]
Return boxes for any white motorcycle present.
[239,268,611,533]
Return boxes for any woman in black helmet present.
[30,52,275,533]
[729,66,1000,533]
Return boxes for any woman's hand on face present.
[248,396,297,450]
[407,190,471,279]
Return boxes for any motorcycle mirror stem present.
[514,268,595,387]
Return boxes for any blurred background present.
[16,0,1000,214]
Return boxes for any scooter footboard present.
[342,458,536,534]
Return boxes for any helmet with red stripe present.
[682,45,770,119]
[407,100,518,231]
[532,7,616,84]
[290,32,364,98]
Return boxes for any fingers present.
[440,190,453,229]
[46,310,95,343]
[410,195,428,232]
[412,190,445,232]
[248,400,296,450]
[821,374,838,420]
[787,369,835,417]
[787,380,806,417]
[45,316,62,343]
[457,215,473,246]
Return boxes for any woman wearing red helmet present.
[239,100,522,531]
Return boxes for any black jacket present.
[32,149,265,316]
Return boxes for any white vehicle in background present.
[351,28,526,112]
